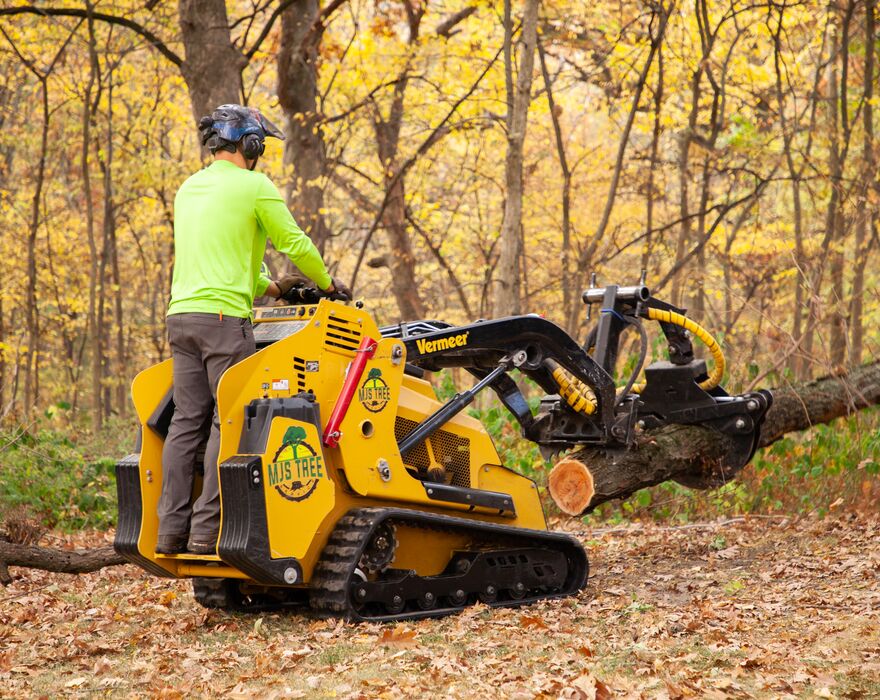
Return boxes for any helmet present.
[198,104,285,159]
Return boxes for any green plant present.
[0,421,120,531]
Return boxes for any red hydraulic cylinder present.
[323,335,378,448]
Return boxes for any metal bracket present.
[377,459,391,482]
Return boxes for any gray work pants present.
[157,313,255,538]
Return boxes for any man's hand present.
[324,277,352,301]
[276,273,309,297]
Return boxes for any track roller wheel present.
[359,523,396,573]
[417,591,437,611]
[508,582,527,600]
[479,585,498,604]
[448,589,467,607]
[386,594,406,614]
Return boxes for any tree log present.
[548,458,595,515]
[0,541,125,584]
[552,361,880,514]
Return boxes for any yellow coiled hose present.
[547,308,726,410]
[546,359,597,415]
[631,307,726,393]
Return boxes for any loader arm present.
[380,282,772,476]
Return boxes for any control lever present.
[281,283,351,305]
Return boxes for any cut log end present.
[548,457,595,516]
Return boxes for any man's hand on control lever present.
[266,273,308,302]
[323,277,352,301]
[268,272,352,304]
[275,273,308,298]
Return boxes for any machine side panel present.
[260,418,336,560]
[217,454,303,585]
[114,454,172,577]
[342,375,547,530]
[331,338,422,501]
[125,360,178,575]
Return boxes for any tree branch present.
[0,541,126,581]
[0,6,182,66]
[350,43,505,289]
[435,6,477,38]
[245,0,349,60]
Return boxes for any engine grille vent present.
[431,429,471,489]
[324,315,362,353]
[292,357,307,393]
[394,416,471,488]
[394,417,430,472]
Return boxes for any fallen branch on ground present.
[0,539,125,584]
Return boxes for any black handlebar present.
[280,283,351,305]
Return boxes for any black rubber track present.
[309,507,589,622]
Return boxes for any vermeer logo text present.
[415,332,469,354]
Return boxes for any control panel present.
[254,305,318,321]
[253,305,317,346]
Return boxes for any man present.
[156,104,350,555]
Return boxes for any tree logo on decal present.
[267,425,324,502]
[358,367,391,413]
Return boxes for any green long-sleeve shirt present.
[167,159,331,318]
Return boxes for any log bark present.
[555,361,880,514]
[0,541,125,584]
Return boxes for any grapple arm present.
[381,282,772,477]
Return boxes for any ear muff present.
[241,133,265,160]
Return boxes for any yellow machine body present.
[116,278,768,619]
[119,300,547,587]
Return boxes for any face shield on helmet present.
[198,104,285,168]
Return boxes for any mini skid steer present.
[115,281,771,620]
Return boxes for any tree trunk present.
[850,0,874,365]
[828,5,852,369]
[537,40,575,330]
[493,0,539,317]
[551,362,880,514]
[83,7,104,428]
[277,0,331,255]
[774,32,808,378]
[382,176,425,320]
[177,0,245,123]
[23,74,50,418]
[369,2,426,321]
[104,73,126,416]
[642,43,664,276]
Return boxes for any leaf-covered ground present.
[1,515,878,698]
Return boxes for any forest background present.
[0,0,877,527]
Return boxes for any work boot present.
[155,533,188,554]
[187,534,218,555]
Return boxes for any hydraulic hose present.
[615,315,648,407]
[548,308,724,411]
[545,359,597,415]
[631,307,726,393]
